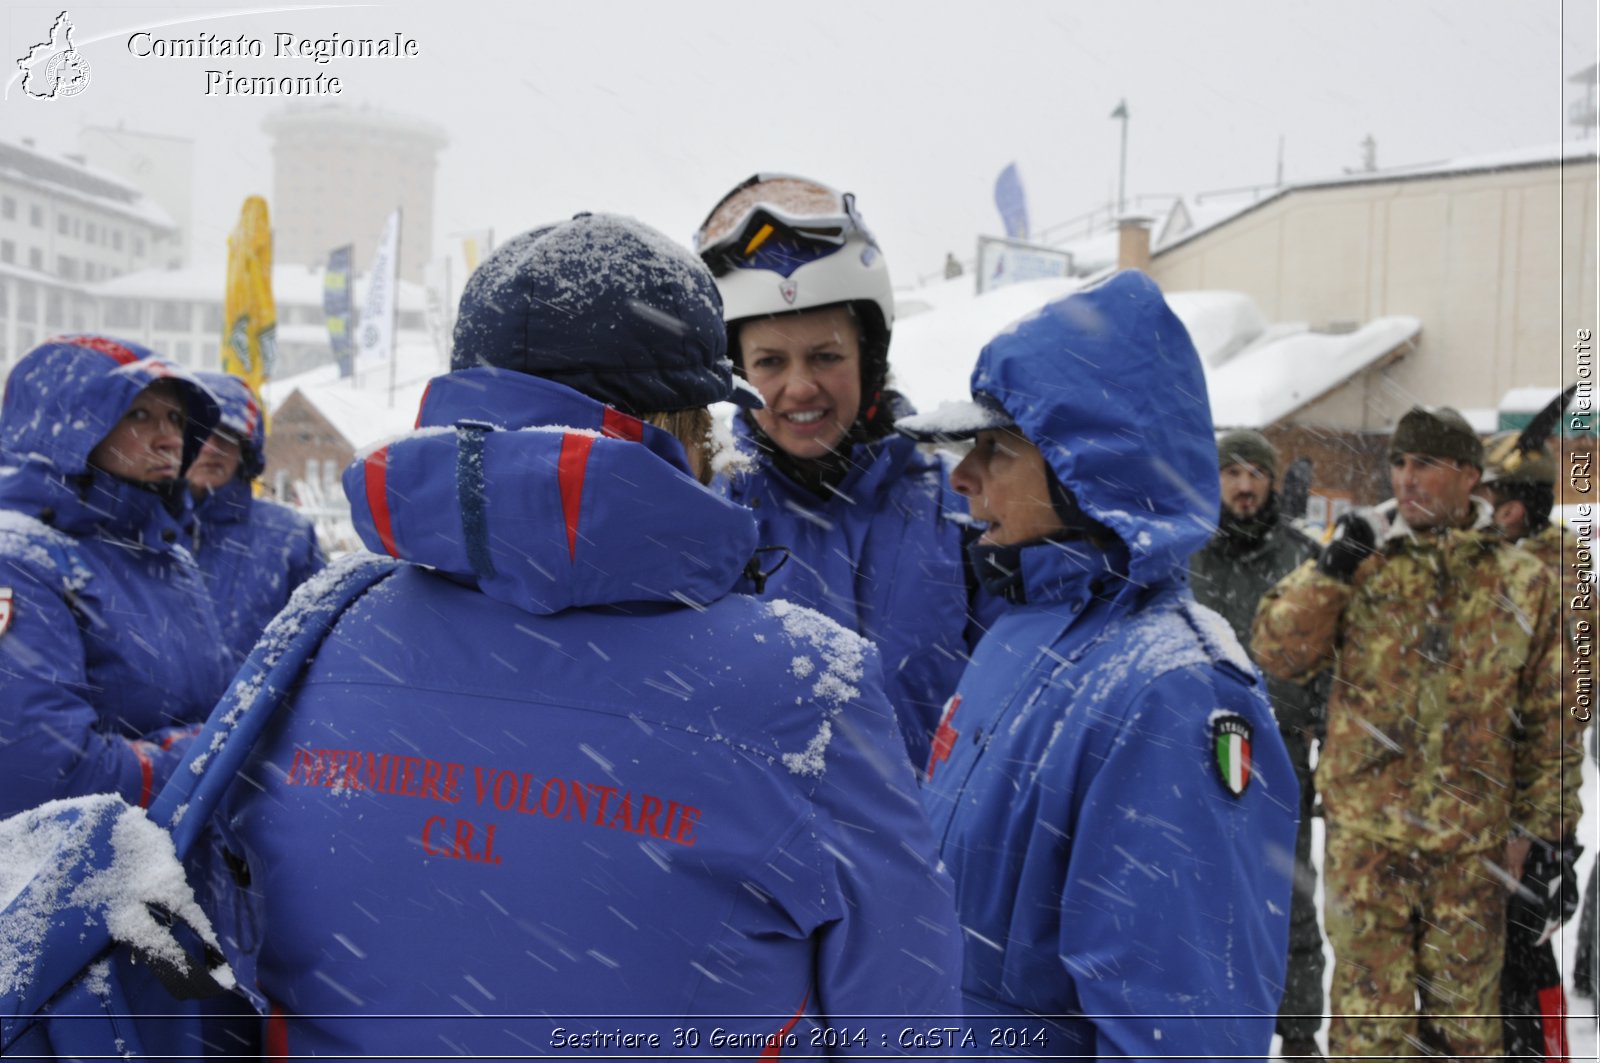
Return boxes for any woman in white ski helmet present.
[696,174,985,774]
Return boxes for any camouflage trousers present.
[1324,827,1506,1058]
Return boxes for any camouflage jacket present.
[1252,498,1581,851]
[1518,522,1596,722]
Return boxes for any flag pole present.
[388,207,402,409]
[1111,100,1129,216]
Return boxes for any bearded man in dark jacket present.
[1189,429,1328,1059]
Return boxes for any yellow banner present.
[221,196,278,397]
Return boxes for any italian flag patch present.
[1212,713,1253,796]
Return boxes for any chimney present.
[1117,214,1154,273]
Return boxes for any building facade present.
[263,104,448,283]
[0,134,178,372]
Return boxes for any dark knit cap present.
[1388,405,1483,468]
[1217,429,1277,478]
[451,213,761,414]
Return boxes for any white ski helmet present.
[694,174,895,408]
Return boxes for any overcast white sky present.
[3,0,1596,285]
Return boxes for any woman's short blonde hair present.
[645,407,716,485]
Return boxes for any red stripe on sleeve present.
[601,407,644,442]
[130,740,154,808]
[266,1001,289,1061]
[1537,984,1570,1060]
[363,447,400,558]
[413,380,433,430]
[760,992,810,1060]
[557,433,596,561]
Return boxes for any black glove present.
[1517,837,1583,939]
[1316,510,1381,582]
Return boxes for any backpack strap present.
[149,552,399,857]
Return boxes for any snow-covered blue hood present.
[0,336,219,477]
[192,372,265,481]
[344,367,760,615]
[971,270,1218,588]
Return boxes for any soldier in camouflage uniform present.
[1479,440,1588,1059]
[1253,406,1583,1059]
[1190,429,1329,1059]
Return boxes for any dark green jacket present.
[1190,516,1327,733]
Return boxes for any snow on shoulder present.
[0,794,233,998]
[764,599,869,777]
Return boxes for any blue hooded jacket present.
[915,273,1296,1059]
[724,411,978,772]
[205,367,964,1057]
[189,372,323,667]
[0,336,231,817]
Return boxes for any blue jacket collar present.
[731,412,917,507]
[193,478,253,526]
[0,458,194,552]
[972,534,1136,611]
[346,369,759,616]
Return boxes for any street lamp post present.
[1110,99,1129,216]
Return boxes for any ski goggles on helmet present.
[694,174,878,278]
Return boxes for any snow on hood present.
[968,270,1218,588]
[0,337,219,477]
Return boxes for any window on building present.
[57,215,69,236]
[104,299,140,328]
[15,328,35,353]
[16,282,36,323]
[0,280,9,316]
[0,240,12,264]
[201,303,224,332]
[153,302,190,331]
[1,196,13,220]
[173,340,192,364]
[70,296,92,330]
[71,218,80,237]
[27,248,42,271]
[112,229,123,251]
[56,256,78,281]
[132,235,145,256]
[29,205,43,227]
[85,222,97,244]
[44,289,64,328]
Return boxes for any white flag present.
[357,208,401,368]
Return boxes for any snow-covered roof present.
[265,335,442,450]
[0,132,175,231]
[891,278,1419,430]
[1156,143,1597,254]
[89,262,426,311]
[1499,386,1567,414]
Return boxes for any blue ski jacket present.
[204,367,963,1058]
[192,480,323,667]
[0,336,230,817]
[917,273,1296,1060]
[190,372,323,667]
[724,409,978,772]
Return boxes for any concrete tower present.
[263,104,447,283]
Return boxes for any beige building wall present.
[263,106,447,284]
[1152,160,1598,430]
